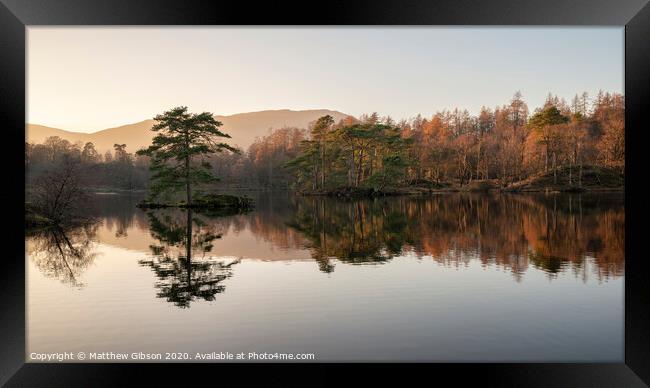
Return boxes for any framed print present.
[2,0,649,386]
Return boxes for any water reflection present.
[27,192,625,291]
[287,194,624,281]
[27,223,99,287]
[26,192,625,361]
[138,209,240,308]
[287,199,410,272]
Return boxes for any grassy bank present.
[298,166,623,197]
[503,165,623,193]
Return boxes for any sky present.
[27,27,623,133]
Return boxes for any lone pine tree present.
[137,106,238,205]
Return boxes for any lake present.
[26,191,624,362]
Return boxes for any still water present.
[26,192,624,362]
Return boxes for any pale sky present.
[27,27,623,133]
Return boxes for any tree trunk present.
[356,149,364,187]
[186,208,193,285]
[476,141,481,180]
[553,152,557,184]
[186,155,192,205]
[312,154,318,191]
[348,149,355,187]
[184,128,192,205]
[369,148,375,179]
[579,163,583,187]
[320,147,325,189]
[545,145,549,172]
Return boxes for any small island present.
[134,106,253,212]
[137,193,253,212]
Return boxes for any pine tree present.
[137,106,238,204]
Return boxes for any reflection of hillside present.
[98,217,312,260]
[89,193,312,259]
[80,192,624,281]
[242,193,308,250]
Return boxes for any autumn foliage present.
[282,91,624,191]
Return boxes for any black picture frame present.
[2,0,648,386]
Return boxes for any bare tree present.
[30,156,89,225]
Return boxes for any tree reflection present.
[287,198,412,272]
[39,191,623,286]
[27,223,99,287]
[139,208,240,308]
[285,193,624,281]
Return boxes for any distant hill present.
[26,109,350,154]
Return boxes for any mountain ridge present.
[27,109,350,154]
